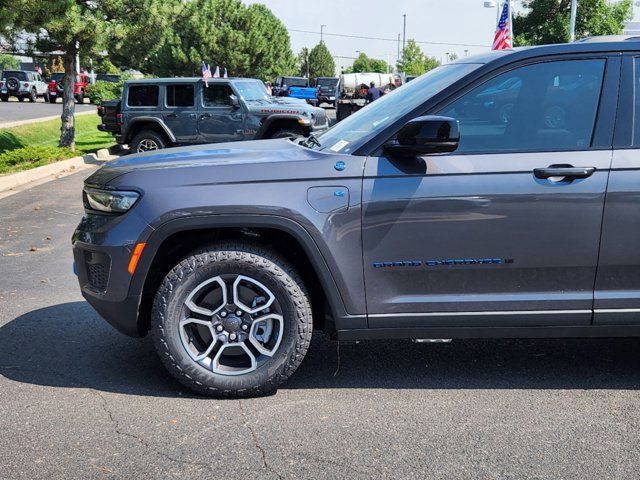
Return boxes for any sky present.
[245,0,640,72]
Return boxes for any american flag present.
[493,1,512,50]
[202,61,212,86]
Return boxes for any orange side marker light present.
[127,242,146,275]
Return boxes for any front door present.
[363,56,618,329]
[198,82,245,143]
[163,84,198,143]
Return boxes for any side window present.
[166,84,194,107]
[202,84,234,107]
[633,57,640,145]
[127,85,159,107]
[437,59,606,153]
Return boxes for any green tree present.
[145,0,295,80]
[308,42,335,78]
[397,39,424,75]
[0,54,20,72]
[423,56,441,73]
[297,47,310,77]
[351,52,371,73]
[369,58,388,73]
[514,0,632,45]
[0,1,109,150]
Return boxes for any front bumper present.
[72,210,154,337]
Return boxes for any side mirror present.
[229,94,240,108]
[384,116,460,158]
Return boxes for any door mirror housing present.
[229,94,240,108]
[384,116,460,158]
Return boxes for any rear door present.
[163,84,198,143]
[362,55,619,328]
[594,53,640,324]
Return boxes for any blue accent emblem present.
[334,190,345,197]
[334,161,346,171]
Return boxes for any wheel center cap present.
[222,315,242,333]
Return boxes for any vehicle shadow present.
[1,301,640,398]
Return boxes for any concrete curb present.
[0,149,118,200]
[0,108,97,129]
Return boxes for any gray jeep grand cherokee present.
[97,77,328,153]
[75,37,640,397]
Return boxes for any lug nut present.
[220,311,228,318]
[236,310,243,316]
[216,325,223,332]
[229,333,237,341]
[241,324,248,331]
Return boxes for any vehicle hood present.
[86,139,327,187]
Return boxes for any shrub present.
[0,146,73,173]
[86,79,124,105]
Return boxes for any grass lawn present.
[0,114,115,174]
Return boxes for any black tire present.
[75,93,84,104]
[130,130,167,153]
[43,92,50,103]
[0,95,8,102]
[49,95,57,104]
[269,128,303,139]
[151,243,313,397]
[28,89,37,103]
[17,96,24,102]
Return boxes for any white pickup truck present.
[335,72,402,121]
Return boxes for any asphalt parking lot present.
[0,98,95,124]
[2,170,640,479]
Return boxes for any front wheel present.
[49,95,57,104]
[0,95,8,102]
[151,244,313,397]
[75,93,84,104]
[269,128,303,139]
[28,89,36,103]
[17,95,24,102]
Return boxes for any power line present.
[287,28,491,48]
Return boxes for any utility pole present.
[402,14,407,66]
[569,0,578,42]
[320,24,326,43]
[397,33,401,70]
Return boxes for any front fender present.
[256,114,308,138]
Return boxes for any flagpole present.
[509,1,513,46]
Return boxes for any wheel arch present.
[132,215,347,336]
[256,114,309,139]
[125,118,176,144]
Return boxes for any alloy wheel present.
[137,139,160,152]
[179,274,284,376]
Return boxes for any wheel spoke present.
[248,314,283,357]
[179,318,217,362]
[212,342,257,375]
[232,275,275,314]
[185,276,227,316]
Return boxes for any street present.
[1,170,640,479]
[0,99,95,124]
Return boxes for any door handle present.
[200,113,212,118]
[166,113,178,118]
[533,165,596,180]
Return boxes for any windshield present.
[284,77,308,87]
[234,80,272,101]
[314,64,481,154]
[317,78,338,87]
[2,71,27,80]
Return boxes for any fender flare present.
[125,117,177,143]
[129,214,352,324]
[256,114,309,139]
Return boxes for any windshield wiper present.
[301,133,322,149]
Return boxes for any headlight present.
[83,187,140,213]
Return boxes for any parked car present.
[272,76,318,105]
[315,76,338,106]
[73,36,640,398]
[97,77,328,152]
[95,74,121,83]
[48,72,90,103]
[0,70,49,102]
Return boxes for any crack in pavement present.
[0,365,215,474]
[238,399,283,480]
